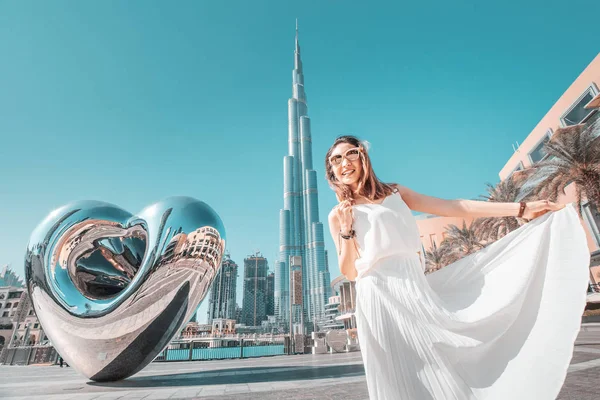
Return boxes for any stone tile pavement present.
[1,324,600,399]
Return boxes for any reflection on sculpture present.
[24,197,226,381]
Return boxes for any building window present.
[528,130,552,164]
[561,85,599,127]
[2,312,8,317]
[34,323,39,328]
[586,107,600,126]
[13,302,18,308]
[583,201,600,246]
[5,303,11,309]
[508,161,525,177]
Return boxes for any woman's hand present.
[521,199,565,220]
[335,200,355,233]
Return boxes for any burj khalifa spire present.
[275,21,331,331]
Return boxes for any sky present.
[1,1,599,323]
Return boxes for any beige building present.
[415,214,475,253]
[320,295,345,330]
[181,321,213,338]
[416,53,600,286]
[498,53,600,284]
[211,318,236,335]
[331,275,357,329]
[0,287,44,349]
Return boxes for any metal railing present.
[0,332,359,366]
[154,337,288,362]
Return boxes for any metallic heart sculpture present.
[325,330,348,353]
[24,197,226,382]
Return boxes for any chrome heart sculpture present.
[24,197,226,381]
[325,330,348,353]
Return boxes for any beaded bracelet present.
[338,229,360,256]
[340,229,356,239]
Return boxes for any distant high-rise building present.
[235,304,242,324]
[0,265,24,288]
[242,253,269,327]
[266,272,275,316]
[276,22,331,330]
[207,253,238,324]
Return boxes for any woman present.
[325,135,590,399]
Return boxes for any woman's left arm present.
[396,184,564,220]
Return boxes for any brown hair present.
[325,135,396,202]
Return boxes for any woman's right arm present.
[328,202,360,281]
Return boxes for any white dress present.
[352,189,590,400]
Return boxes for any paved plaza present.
[1,325,600,399]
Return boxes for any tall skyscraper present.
[207,253,238,324]
[242,253,269,327]
[276,22,331,331]
[266,272,275,316]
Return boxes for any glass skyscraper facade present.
[242,253,269,327]
[275,23,331,330]
[266,272,275,316]
[206,253,238,323]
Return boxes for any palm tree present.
[518,120,600,216]
[424,241,448,274]
[440,221,485,265]
[473,178,527,242]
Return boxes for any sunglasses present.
[329,147,361,166]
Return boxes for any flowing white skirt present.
[355,205,590,400]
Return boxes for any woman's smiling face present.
[329,142,363,190]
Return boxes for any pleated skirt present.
[355,206,590,400]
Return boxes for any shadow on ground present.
[87,364,365,389]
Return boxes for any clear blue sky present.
[1,1,599,323]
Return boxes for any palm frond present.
[439,221,484,266]
[424,241,449,274]
[474,178,525,242]
[516,120,600,215]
